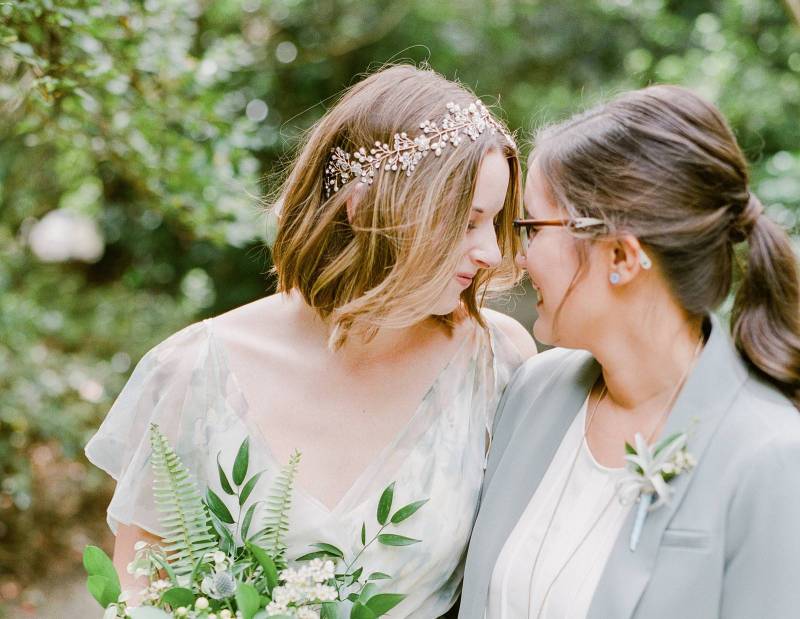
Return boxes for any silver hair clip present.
[323,100,515,198]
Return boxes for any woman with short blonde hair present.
[86,64,536,616]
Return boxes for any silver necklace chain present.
[525,335,704,619]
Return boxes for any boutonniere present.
[617,432,697,551]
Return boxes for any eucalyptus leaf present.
[360,522,366,546]
[365,593,406,615]
[367,572,392,581]
[161,587,195,607]
[236,582,261,619]
[233,437,250,486]
[218,452,235,495]
[239,470,265,506]
[350,566,363,582]
[376,482,395,525]
[377,534,420,546]
[206,488,235,524]
[389,499,428,524]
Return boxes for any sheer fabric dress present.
[85,316,524,618]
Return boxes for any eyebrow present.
[471,206,485,214]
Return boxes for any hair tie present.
[730,193,764,243]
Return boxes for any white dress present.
[85,316,523,618]
[486,399,634,619]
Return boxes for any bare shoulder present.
[481,308,538,360]
[212,293,293,341]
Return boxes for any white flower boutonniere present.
[617,432,697,551]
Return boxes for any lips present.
[456,273,475,287]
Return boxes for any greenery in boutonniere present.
[618,432,697,551]
[84,425,427,619]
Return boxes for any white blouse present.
[487,398,633,619]
[85,315,523,619]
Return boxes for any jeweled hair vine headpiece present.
[323,100,516,198]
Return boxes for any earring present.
[639,249,652,270]
[610,272,621,285]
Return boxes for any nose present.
[470,235,502,269]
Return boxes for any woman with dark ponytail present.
[458,85,800,619]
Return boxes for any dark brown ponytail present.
[731,194,800,405]
[533,85,800,408]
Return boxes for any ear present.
[345,181,369,224]
[610,234,649,285]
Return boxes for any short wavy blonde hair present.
[270,65,522,347]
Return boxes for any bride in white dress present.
[85,64,536,617]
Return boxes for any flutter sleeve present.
[84,321,237,537]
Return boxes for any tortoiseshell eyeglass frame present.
[513,217,606,251]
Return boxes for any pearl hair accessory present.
[323,100,515,198]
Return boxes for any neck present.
[591,304,704,412]
[284,290,452,363]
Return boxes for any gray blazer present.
[459,316,800,619]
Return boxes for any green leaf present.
[321,602,343,619]
[209,511,235,554]
[247,543,278,593]
[206,488,235,524]
[161,587,195,607]
[624,442,636,456]
[376,482,395,525]
[311,542,344,559]
[236,582,261,619]
[150,553,177,583]
[86,574,119,608]
[359,583,378,602]
[350,602,377,619]
[377,534,420,546]
[366,593,406,616]
[389,499,428,524]
[233,437,250,486]
[350,566,363,582]
[361,522,366,546]
[128,608,173,618]
[239,470,264,506]
[82,546,120,594]
[241,502,258,541]
[218,452,235,495]
[296,550,337,561]
[367,572,392,581]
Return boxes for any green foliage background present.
[0,0,798,605]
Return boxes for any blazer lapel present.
[461,350,601,616]
[588,315,749,618]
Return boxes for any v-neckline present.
[204,318,479,515]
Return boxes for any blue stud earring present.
[610,272,621,285]
[639,249,652,270]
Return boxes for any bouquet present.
[84,424,427,619]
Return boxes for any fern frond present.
[257,450,301,570]
[149,424,217,576]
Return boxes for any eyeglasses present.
[513,217,606,250]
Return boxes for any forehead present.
[471,149,510,215]
[523,164,558,217]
